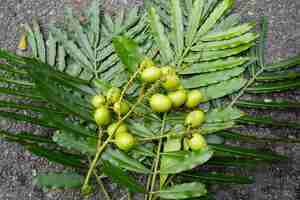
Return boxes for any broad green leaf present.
[0,130,54,144]
[27,145,85,168]
[102,147,151,174]
[201,22,256,41]
[218,130,300,143]
[0,48,26,64]
[264,54,300,72]
[196,0,234,40]
[236,99,300,110]
[201,121,235,134]
[182,67,245,88]
[185,43,253,62]
[160,147,214,174]
[212,13,241,32]
[205,134,225,144]
[53,131,97,155]
[257,17,268,67]
[256,71,300,81]
[46,33,57,66]
[182,172,254,184]
[23,23,38,57]
[86,0,101,46]
[126,119,156,138]
[102,161,145,193]
[193,33,259,51]
[179,56,250,75]
[170,0,184,56]
[237,115,300,129]
[148,7,174,64]
[34,172,83,189]
[0,63,27,75]
[0,77,33,87]
[207,157,261,167]
[0,87,43,100]
[205,107,245,123]
[199,77,247,102]
[32,20,46,62]
[112,36,143,73]
[156,182,207,199]
[210,144,288,161]
[57,45,66,71]
[186,0,204,46]
[246,79,300,93]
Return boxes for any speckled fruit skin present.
[185,90,203,108]
[185,110,205,128]
[141,67,161,83]
[114,132,135,151]
[162,74,181,90]
[91,94,106,108]
[188,133,207,150]
[94,107,112,126]
[149,94,172,113]
[168,90,187,107]
[107,123,128,136]
[106,87,121,104]
[113,101,130,115]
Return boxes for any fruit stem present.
[94,171,111,200]
[148,113,167,200]
[82,85,147,192]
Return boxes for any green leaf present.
[160,147,214,174]
[201,121,235,134]
[237,115,300,129]
[126,119,156,138]
[201,22,256,41]
[264,54,300,72]
[210,144,287,161]
[185,43,253,62]
[0,63,27,75]
[34,172,83,189]
[236,99,300,110]
[193,33,259,51]
[207,157,261,167]
[170,0,184,56]
[85,0,100,46]
[32,20,46,62]
[102,147,151,174]
[57,45,66,71]
[196,0,234,40]
[0,87,43,100]
[180,56,250,75]
[0,130,54,144]
[257,16,268,68]
[182,67,245,88]
[27,145,85,168]
[148,7,174,64]
[102,161,146,193]
[23,23,38,57]
[182,172,254,184]
[186,0,205,46]
[205,107,245,123]
[256,71,300,82]
[211,13,241,32]
[46,33,57,66]
[156,182,207,199]
[112,36,143,73]
[53,131,97,155]
[199,77,247,102]
[246,79,300,93]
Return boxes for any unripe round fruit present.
[140,57,155,69]
[162,74,181,91]
[91,94,106,108]
[141,67,161,83]
[161,66,175,77]
[185,90,203,108]
[188,133,207,151]
[149,94,172,113]
[114,132,135,151]
[168,90,187,107]
[106,87,121,104]
[113,101,130,115]
[107,123,128,136]
[94,107,112,126]
[185,110,205,128]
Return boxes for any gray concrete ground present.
[0,0,299,199]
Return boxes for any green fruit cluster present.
[91,88,135,151]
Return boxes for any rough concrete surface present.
[0,0,299,200]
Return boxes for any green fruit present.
[185,90,203,108]
[107,123,128,136]
[106,87,121,104]
[94,107,112,126]
[91,94,106,108]
[161,66,175,76]
[162,74,181,90]
[185,110,205,128]
[149,94,172,113]
[114,132,135,151]
[187,133,207,151]
[113,101,130,115]
[141,66,161,83]
[168,90,187,107]
[140,57,155,69]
